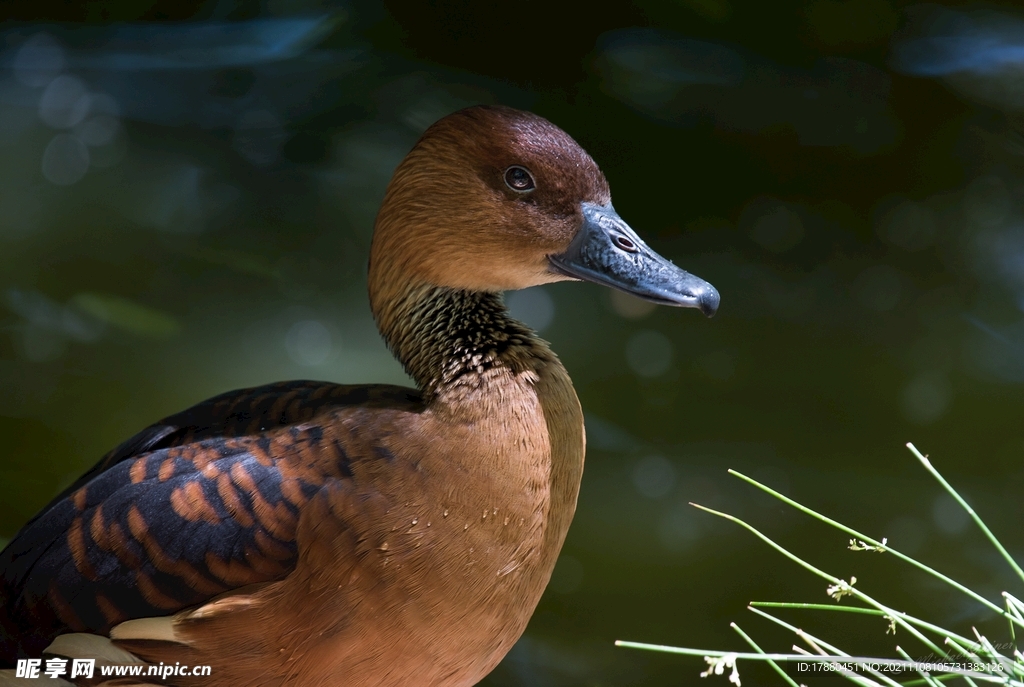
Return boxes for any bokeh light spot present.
[41,134,90,186]
[659,501,701,552]
[609,290,656,319]
[39,75,91,129]
[632,455,677,499]
[749,205,805,253]
[286,320,333,366]
[13,34,64,88]
[625,330,673,378]
[964,176,1010,229]
[901,370,951,424]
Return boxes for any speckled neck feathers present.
[375,286,557,404]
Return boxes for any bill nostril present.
[612,235,637,253]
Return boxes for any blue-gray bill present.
[549,203,720,317]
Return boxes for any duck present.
[0,105,719,687]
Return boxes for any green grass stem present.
[616,444,1024,686]
[726,469,1015,624]
[730,622,802,687]
[906,443,1024,586]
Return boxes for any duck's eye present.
[612,234,638,253]
[504,166,535,193]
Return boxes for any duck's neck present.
[372,284,559,407]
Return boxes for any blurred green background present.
[3,0,1024,684]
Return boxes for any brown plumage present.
[0,105,718,686]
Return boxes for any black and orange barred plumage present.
[0,381,421,662]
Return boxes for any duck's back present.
[0,380,423,662]
[125,357,583,687]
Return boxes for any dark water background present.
[2,1,1024,685]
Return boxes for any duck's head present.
[369,105,719,317]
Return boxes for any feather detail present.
[109,617,181,644]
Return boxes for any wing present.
[0,380,423,663]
